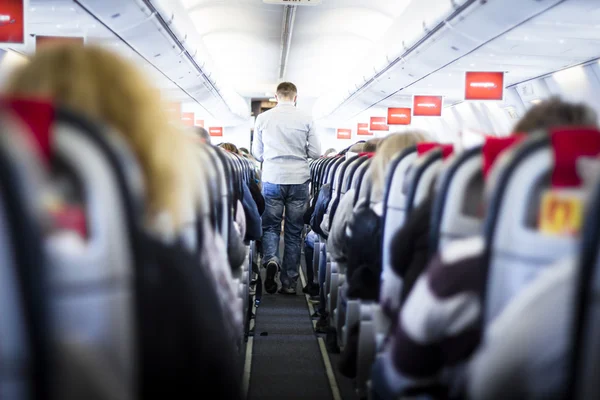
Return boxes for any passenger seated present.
[371,97,599,400]
[4,44,243,399]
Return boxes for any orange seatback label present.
[539,190,584,236]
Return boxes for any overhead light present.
[470,63,476,67]
[530,99,542,105]
[559,39,565,44]
[269,98,276,102]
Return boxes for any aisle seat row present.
[308,126,600,400]
[0,99,253,400]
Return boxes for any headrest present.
[551,127,600,188]
[482,135,526,179]
[2,97,55,165]
[417,142,454,159]
[359,152,375,158]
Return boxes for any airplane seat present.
[378,147,418,314]
[357,146,446,396]
[327,155,360,230]
[42,105,146,400]
[326,156,366,311]
[327,155,369,316]
[339,170,374,347]
[483,127,600,326]
[567,170,600,400]
[429,145,484,255]
[352,159,372,202]
[0,108,52,400]
[342,155,369,195]
[332,159,374,332]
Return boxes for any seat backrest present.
[483,128,600,325]
[204,146,231,246]
[352,159,372,205]
[405,145,452,215]
[48,107,143,400]
[342,156,368,195]
[568,174,600,400]
[328,155,360,223]
[0,108,51,400]
[326,156,346,186]
[430,146,483,254]
[380,146,418,283]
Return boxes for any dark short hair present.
[513,96,597,134]
[276,82,297,99]
[363,138,383,153]
[196,127,211,144]
[239,147,249,154]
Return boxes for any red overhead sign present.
[357,123,371,136]
[337,128,352,140]
[387,107,412,125]
[0,0,25,44]
[195,119,205,127]
[209,127,223,137]
[465,71,505,101]
[370,116,389,131]
[413,95,443,117]
[181,112,194,127]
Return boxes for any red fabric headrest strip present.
[3,98,54,165]
[551,127,600,188]
[358,152,375,158]
[49,205,88,239]
[416,142,454,160]
[482,135,526,179]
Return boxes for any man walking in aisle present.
[252,82,321,294]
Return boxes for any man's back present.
[252,101,320,184]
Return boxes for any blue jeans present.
[262,182,309,289]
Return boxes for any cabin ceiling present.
[14,0,600,123]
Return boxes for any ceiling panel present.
[321,0,600,123]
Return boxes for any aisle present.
[246,277,333,400]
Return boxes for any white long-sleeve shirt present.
[252,101,321,184]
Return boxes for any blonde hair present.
[370,131,429,202]
[4,44,195,230]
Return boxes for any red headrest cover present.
[49,205,88,239]
[3,98,54,165]
[417,142,454,159]
[359,152,375,158]
[551,127,600,188]
[482,135,526,179]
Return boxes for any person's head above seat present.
[323,148,337,157]
[512,96,598,134]
[4,44,198,232]
[196,127,211,145]
[275,82,297,104]
[219,142,239,154]
[363,138,383,153]
[370,131,429,202]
